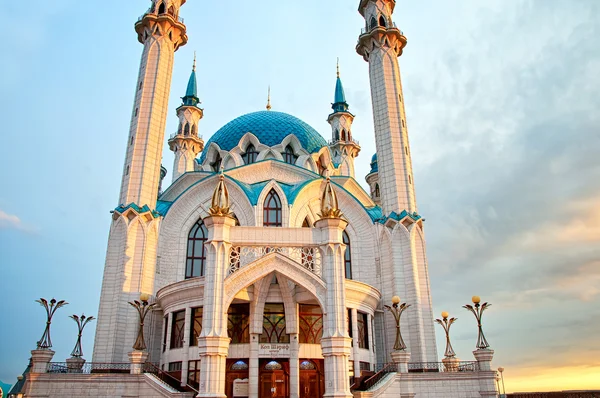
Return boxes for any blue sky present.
[1,0,599,392]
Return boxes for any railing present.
[408,361,479,373]
[229,246,322,277]
[137,13,185,24]
[47,362,131,374]
[143,362,198,394]
[328,138,360,146]
[353,363,397,391]
[169,132,203,140]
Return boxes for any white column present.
[197,215,235,398]
[164,312,173,367]
[367,313,375,369]
[290,332,300,398]
[181,307,192,386]
[249,333,260,398]
[316,217,353,398]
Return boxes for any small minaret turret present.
[328,61,360,177]
[168,55,204,182]
[118,0,188,208]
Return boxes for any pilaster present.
[290,332,300,398]
[197,215,235,398]
[249,333,260,398]
[315,217,353,398]
[474,349,499,397]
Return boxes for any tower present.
[168,55,205,182]
[356,0,437,363]
[356,0,415,215]
[328,62,360,178]
[93,0,188,363]
[118,0,188,209]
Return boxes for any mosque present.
[10,1,500,397]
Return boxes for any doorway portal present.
[259,359,289,398]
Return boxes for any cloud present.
[0,210,38,233]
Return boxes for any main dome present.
[199,111,327,162]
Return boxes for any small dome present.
[199,111,327,163]
[370,153,378,173]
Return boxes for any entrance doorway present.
[299,359,324,398]
[225,359,249,398]
[259,359,289,398]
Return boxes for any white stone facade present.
[15,1,500,398]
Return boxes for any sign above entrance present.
[259,343,291,358]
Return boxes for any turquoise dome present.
[370,153,378,173]
[199,111,327,163]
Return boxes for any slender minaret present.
[328,61,360,178]
[118,0,188,209]
[93,0,187,363]
[357,0,437,363]
[356,0,416,215]
[169,55,204,182]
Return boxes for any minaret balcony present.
[169,132,203,141]
[137,12,184,25]
[328,138,360,147]
[360,22,403,36]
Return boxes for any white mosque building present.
[12,1,500,397]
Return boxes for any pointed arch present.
[186,219,208,278]
[282,144,298,164]
[168,5,175,15]
[191,124,197,136]
[379,15,387,27]
[369,16,377,30]
[343,230,352,279]
[158,2,166,14]
[242,144,259,164]
[341,129,347,141]
[257,181,289,227]
[184,123,190,136]
[375,183,380,198]
[263,189,282,227]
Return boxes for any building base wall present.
[353,372,499,398]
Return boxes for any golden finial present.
[193,51,196,72]
[337,57,340,78]
[266,86,272,111]
[319,174,344,219]
[209,167,232,217]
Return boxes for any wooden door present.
[260,371,288,397]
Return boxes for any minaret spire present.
[266,86,272,111]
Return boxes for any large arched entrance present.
[222,254,328,398]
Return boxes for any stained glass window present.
[228,304,250,344]
[261,303,289,343]
[299,304,323,344]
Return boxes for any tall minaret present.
[168,55,204,182]
[356,0,416,215]
[356,0,437,363]
[328,61,360,178]
[118,0,188,209]
[93,0,187,364]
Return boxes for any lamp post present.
[35,298,68,349]
[434,311,457,358]
[383,296,410,351]
[129,293,156,351]
[498,367,506,397]
[69,314,95,358]
[463,296,491,349]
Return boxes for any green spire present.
[182,53,200,107]
[332,59,349,113]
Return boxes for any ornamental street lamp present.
[498,367,506,396]
[69,314,95,358]
[35,298,68,349]
[384,296,410,351]
[129,293,156,351]
[434,311,457,358]
[463,296,491,349]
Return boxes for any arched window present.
[379,15,387,27]
[282,145,298,164]
[375,183,380,197]
[343,230,352,279]
[369,16,377,30]
[242,144,259,164]
[184,123,190,136]
[302,217,311,228]
[158,2,166,14]
[263,189,282,227]
[210,152,222,172]
[186,220,208,278]
[168,5,175,15]
[191,124,197,136]
[341,129,346,141]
